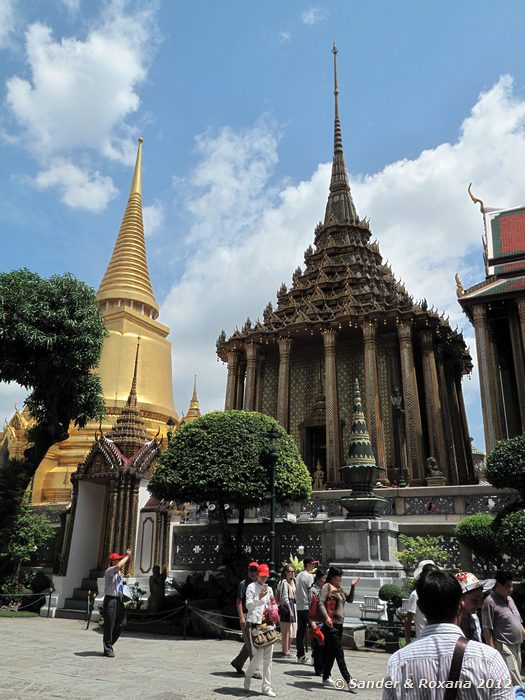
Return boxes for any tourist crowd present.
[228,557,524,698]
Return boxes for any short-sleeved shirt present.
[482,591,523,646]
[407,590,427,638]
[104,565,122,597]
[295,570,314,611]
[237,578,251,614]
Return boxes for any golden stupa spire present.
[97,137,159,319]
[185,375,202,422]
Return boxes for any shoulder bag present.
[444,637,468,700]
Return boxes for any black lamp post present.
[391,388,407,488]
[166,416,176,445]
[260,424,280,592]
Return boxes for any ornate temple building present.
[458,191,525,453]
[0,139,200,504]
[216,45,475,487]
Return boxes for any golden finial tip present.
[138,136,143,143]
[332,42,338,54]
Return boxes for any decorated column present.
[276,337,293,429]
[471,304,501,452]
[235,354,246,410]
[397,321,424,482]
[244,342,259,411]
[419,329,447,474]
[323,328,341,484]
[225,349,241,410]
[362,321,386,469]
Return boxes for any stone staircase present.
[55,568,100,620]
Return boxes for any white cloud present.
[162,76,525,450]
[143,200,165,237]
[0,0,16,49]
[279,31,291,42]
[3,1,158,211]
[301,7,327,25]
[5,8,154,163]
[35,159,117,212]
[60,0,81,12]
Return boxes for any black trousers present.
[295,609,309,657]
[323,623,350,683]
[103,595,126,653]
[311,635,325,674]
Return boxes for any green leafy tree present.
[485,435,525,497]
[499,510,525,563]
[455,514,502,574]
[0,269,106,531]
[148,410,312,564]
[395,534,449,573]
[0,502,54,591]
[484,436,525,568]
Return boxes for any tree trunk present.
[235,506,245,566]
[217,502,235,566]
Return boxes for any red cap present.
[108,552,124,563]
[257,563,270,577]
[248,561,258,570]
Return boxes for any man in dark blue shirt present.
[231,562,261,677]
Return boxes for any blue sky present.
[2,0,525,451]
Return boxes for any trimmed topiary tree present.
[485,435,525,497]
[148,410,312,566]
[378,583,402,608]
[484,436,525,571]
[455,514,502,574]
[498,510,525,561]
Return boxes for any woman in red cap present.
[102,549,132,657]
[244,563,277,697]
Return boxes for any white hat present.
[414,560,437,581]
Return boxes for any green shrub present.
[485,435,525,497]
[455,514,501,572]
[401,578,416,598]
[378,583,402,607]
[395,535,449,572]
[499,510,525,560]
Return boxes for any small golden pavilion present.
[216,45,475,487]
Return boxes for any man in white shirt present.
[383,571,512,699]
[404,560,438,644]
[295,556,318,663]
[102,549,131,657]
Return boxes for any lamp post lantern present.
[391,388,407,488]
[166,416,176,445]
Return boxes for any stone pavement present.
[0,617,392,700]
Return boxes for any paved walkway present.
[0,617,392,700]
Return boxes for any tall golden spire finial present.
[97,137,159,319]
[130,136,143,196]
[127,337,141,408]
[333,42,339,124]
[324,42,358,226]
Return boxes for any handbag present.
[251,624,281,648]
[264,599,280,625]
